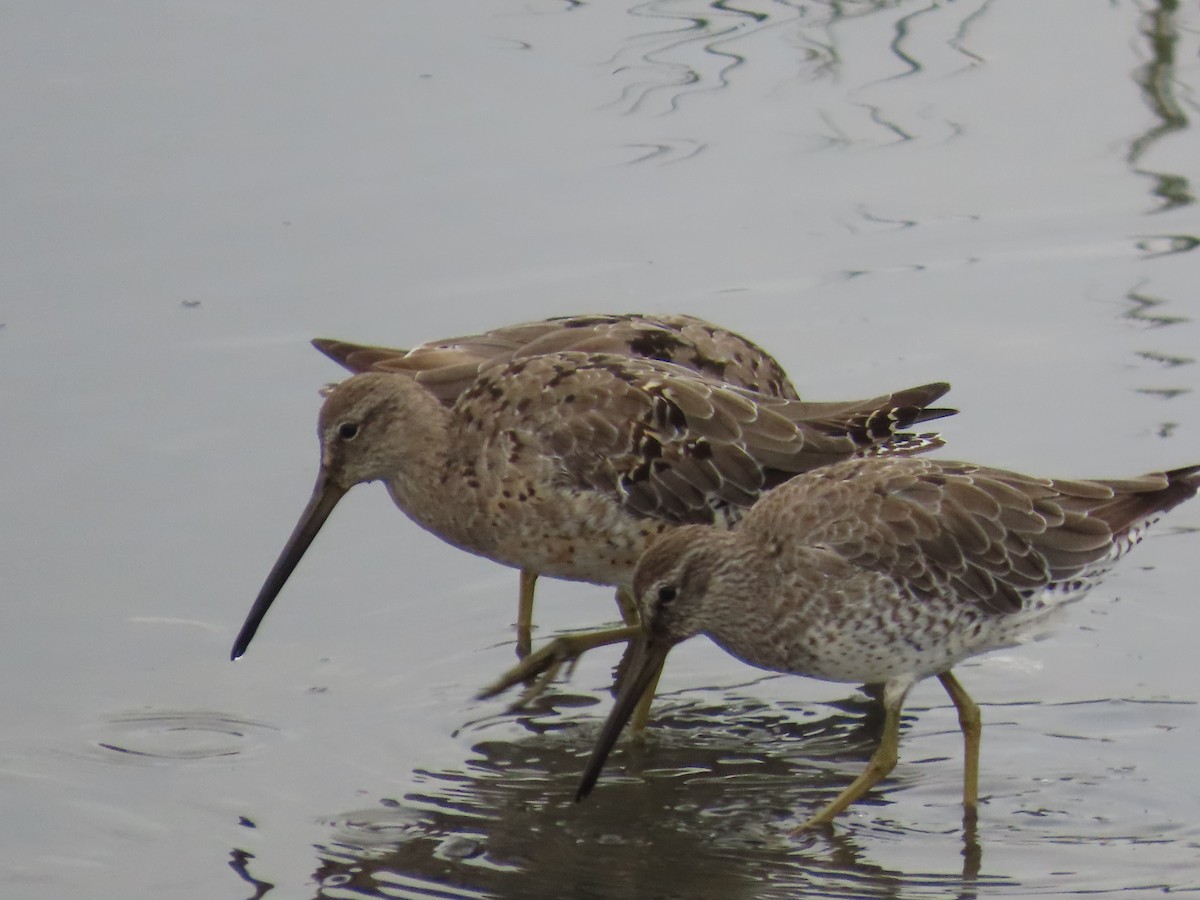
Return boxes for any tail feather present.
[1092,463,1200,546]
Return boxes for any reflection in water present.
[945,0,990,68]
[599,0,994,131]
[270,691,1002,899]
[230,842,273,900]
[1123,284,1190,329]
[221,683,1200,897]
[620,136,707,165]
[1122,2,1197,436]
[1136,234,1200,258]
[1129,0,1193,211]
[1121,281,1194,436]
[878,1,939,82]
[603,0,774,116]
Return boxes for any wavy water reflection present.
[230,840,274,900]
[1121,279,1194,434]
[603,0,780,116]
[221,686,1200,898]
[1130,0,1194,211]
[1122,0,1199,438]
[296,691,1002,899]
[1136,234,1200,258]
[592,0,1000,128]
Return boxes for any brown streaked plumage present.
[311,313,803,656]
[312,313,801,406]
[230,348,953,677]
[561,456,1200,830]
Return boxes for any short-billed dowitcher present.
[561,455,1199,830]
[306,313,801,656]
[230,341,953,677]
[312,312,800,404]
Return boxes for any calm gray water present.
[3,1,1199,897]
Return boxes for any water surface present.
[2,1,1199,897]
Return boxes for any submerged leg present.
[792,678,912,832]
[937,671,981,811]
[516,569,539,659]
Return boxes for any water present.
[2,1,1199,897]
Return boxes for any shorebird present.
[306,313,801,657]
[555,455,1199,830]
[230,337,953,695]
[311,313,800,405]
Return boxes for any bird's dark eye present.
[656,585,677,605]
[337,422,360,440]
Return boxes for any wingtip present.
[311,337,341,360]
[1167,462,1200,485]
[920,405,958,423]
[908,381,952,404]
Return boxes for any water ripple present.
[249,677,1200,898]
[287,693,1001,897]
[84,710,280,765]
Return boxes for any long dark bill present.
[230,470,348,660]
[575,636,673,802]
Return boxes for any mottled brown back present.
[454,352,952,527]
[749,458,1200,615]
[312,313,800,405]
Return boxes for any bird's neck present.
[379,395,491,554]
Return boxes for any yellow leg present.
[614,592,662,734]
[628,659,663,735]
[485,586,666,730]
[605,594,659,735]
[792,680,910,832]
[937,671,981,811]
[479,624,642,703]
[615,587,640,625]
[515,569,539,659]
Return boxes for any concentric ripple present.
[85,710,280,765]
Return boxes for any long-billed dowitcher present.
[230,341,953,679]
[306,313,801,656]
[558,455,1199,830]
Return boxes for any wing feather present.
[456,353,953,528]
[748,457,1199,616]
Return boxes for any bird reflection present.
[249,690,1001,899]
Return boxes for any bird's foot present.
[479,624,641,707]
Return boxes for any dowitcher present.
[562,455,1199,830]
[311,313,800,405]
[230,341,953,680]
[306,313,801,657]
